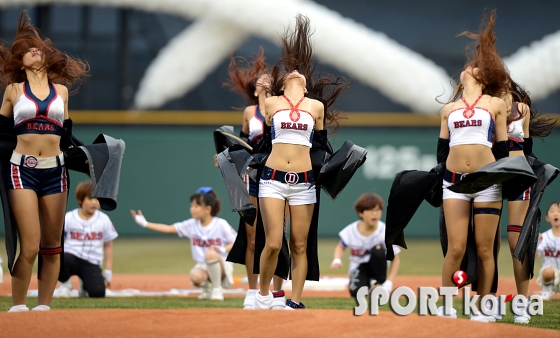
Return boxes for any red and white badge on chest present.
[290,109,300,122]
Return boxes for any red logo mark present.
[24,156,39,168]
[452,270,466,287]
[505,294,513,302]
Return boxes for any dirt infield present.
[0,274,558,337]
[2,308,560,338]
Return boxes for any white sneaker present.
[253,291,273,309]
[513,305,530,324]
[198,282,213,300]
[485,297,502,321]
[541,283,554,300]
[243,289,257,309]
[8,305,29,313]
[436,306,457,318]
[58,279,73,298]
[210,286,224,301]
[270,290,286,309]
[541,291,554,301]
[470,312,496,323]
[32,305,50,311]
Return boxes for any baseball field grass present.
[0,238,558,330]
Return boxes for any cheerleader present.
[253,14,350,309]
[0,11,88,312]
[223,48,286,309]
[436,9,508,322]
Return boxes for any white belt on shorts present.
[10,151,64,169]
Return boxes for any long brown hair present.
[268,14,350,131]
[223,47,268,106]
[0,11,89,93]
[449,9,509,103]
[510,80,557,139]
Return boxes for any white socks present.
[254,291,273,309]
[206,259,222,287]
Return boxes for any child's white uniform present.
[174,217,237,288]
[338,220,401,274]
[64,209,119,265]
[536,229,560,292]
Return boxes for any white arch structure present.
[0,0,559,112]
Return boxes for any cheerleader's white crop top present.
[507,102,525,141]
[13,81,64,136]
[271,96,315,148]
[448,95,495,148]
[248,105,265,145]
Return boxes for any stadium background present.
[0,1,558,238]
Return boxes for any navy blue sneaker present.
[285,299,306,309]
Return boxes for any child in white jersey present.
[57,181,118,298]
[330,193,401,304]
[536,201,560,300]
[131,187,237,301]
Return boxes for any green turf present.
[0,238,557,330]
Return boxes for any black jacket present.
[513,157,559,277]
[385,156,537,288]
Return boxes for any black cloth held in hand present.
[492,140,508,160]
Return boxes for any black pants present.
[348,246,387,303]
[58,253,106,298]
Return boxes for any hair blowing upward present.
[0,11,88,93]
[449,9,509,103]
[268,14,351,130]
[224,47,268,106]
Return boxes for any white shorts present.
[442,180,502,202]
[259,179,316,206]
[191,261,234,289]
[536,265,560,292]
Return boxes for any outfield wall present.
[0,112,558,239]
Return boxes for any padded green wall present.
[1,125,558,239]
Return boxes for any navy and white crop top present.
[271,96,315,148]
[13,81,64,136]
[448,95,495,148]
[248,105,265,146]
[507,101,525,151]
